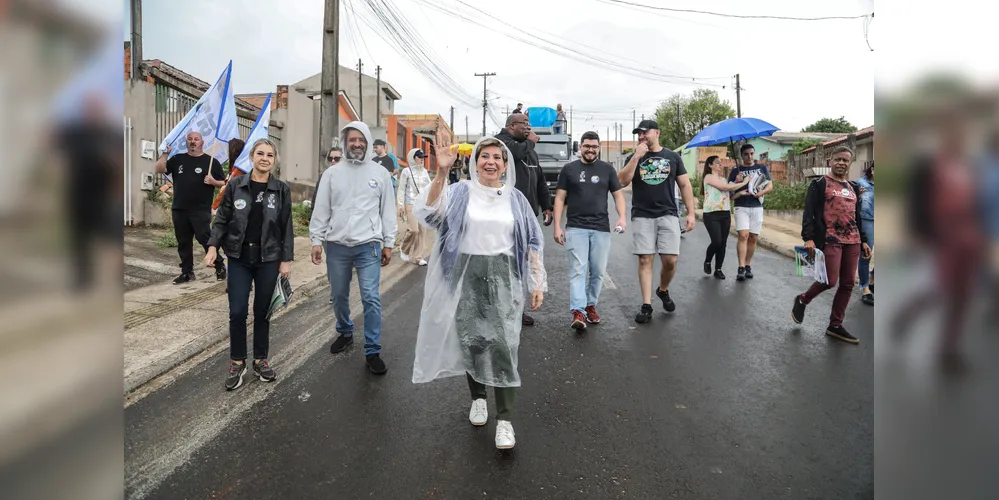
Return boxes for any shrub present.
[292,203,312,238]
[764,181,808,211]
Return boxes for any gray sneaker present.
[253,359,277,382]
[225,361,247,391]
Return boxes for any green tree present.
[785,138,824,159]
[654,89,736,150]
[801,116,857,134]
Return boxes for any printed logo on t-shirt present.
[590,175,600,184]
[255,191,264,203]
[834,187,856,199]
[638,157,671,185]
[267,193,276,209]
[234,199,247,210]
[579,171,586,183]
[177,165,184,174]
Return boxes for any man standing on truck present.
[617,120,696,324]
[496,113,553,327]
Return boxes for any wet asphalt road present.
[125,203,873,500]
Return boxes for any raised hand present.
[434,128,457,172]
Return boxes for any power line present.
[599,0,871,21]
[412,0,729,88]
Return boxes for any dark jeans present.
[703,210,732,270]
[467,373,516,422]
[227,246,279,360]
[800,243,861,328]
[172,209,223,274]
[858,219,874,289]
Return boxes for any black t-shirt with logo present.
[626,148,687,219]
[556,159,622,232]
[165,153,225,210]
[243,180,268,245]
[727,163,772,208]
[373,155,395,175]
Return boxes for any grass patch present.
[156,231,178,248]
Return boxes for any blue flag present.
[232,93,272,173]
[158,61,239,166]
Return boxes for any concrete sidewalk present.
[694,209,801,259]
[124,231,433,396]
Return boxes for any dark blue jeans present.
[858,219,874,289]
[227,246,279,360]
[326,241,383,356]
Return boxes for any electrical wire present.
[599,0,871,21]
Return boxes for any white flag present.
[232,93,271,173]
[158,61,239,166]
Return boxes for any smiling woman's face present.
[476,145,507,186]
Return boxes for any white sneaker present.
[495,420,515,449]
[417,259,428,266]
[469,398,488,426]
[400,252,410,263]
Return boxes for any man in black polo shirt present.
[155,131,226,284]
[553,131,626,330]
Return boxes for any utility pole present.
[449,106,454,133]
[465,115,469,142]
[605,125,609,161]
[375,65,381,127]
[357,59,363,122]
[474,72,495,136]
[569,105,573,138]
[319,0,340,175]
[632,109,636,143]
[735,73,742,118]
[129,0,142,81]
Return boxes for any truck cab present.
[533,127,578,205]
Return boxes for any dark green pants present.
[466,373,516,422]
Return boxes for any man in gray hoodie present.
[310,121,397,374]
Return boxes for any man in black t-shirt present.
[617,120,697,324]
[155,131,226,284]
[553,131,626,330]
[727,143,773,281]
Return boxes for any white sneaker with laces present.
[400,252,410,263]
[469,398,488,426]
[418,259,428,266]
[495,420,515,449]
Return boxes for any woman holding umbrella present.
[411,129,546,450]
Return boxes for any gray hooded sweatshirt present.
[310,121,398,248]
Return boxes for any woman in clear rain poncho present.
[412,131,547,450]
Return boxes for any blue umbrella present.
[685,117,779,148]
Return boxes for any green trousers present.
[466,373,516,422]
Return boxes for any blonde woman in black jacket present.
[205,138,294,391]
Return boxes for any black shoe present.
[522,314,535,327]
[254,359,276,382]
[744,265,754,279]
[826,325,859,344]
[173,272,194,285]
[215,264,227,281]
[225,361,247,391]
[862,293,874,306]
[329,334,354,354]
[792,295,806,324]
[869,284,874,294]
[714,269,726,280]
[737,267,746,281]
[655,287,676,313]
[703,261,712,275]
[366,354,388,374]
[635,304,653,324]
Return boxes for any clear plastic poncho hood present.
[411,137,547,388]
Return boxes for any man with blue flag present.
[156,131,227,284]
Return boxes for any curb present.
[123,248,421,397]
[694,211,797,260]
[123,271,331,395]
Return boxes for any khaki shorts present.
[632,215,681,255]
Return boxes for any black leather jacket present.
[208,174,294,262]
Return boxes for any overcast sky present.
[132,0,888,142]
